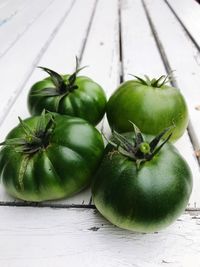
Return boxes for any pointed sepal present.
[38,66,65,89]
[103,122,174,169]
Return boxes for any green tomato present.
[92,129,192,233]
[28,65,107,125]
[106,75,189,141]
[0,113,104,202]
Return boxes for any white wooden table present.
[0,0,200,266]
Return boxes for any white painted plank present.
[0,0,28,26]
[121,0,165,79]
[36,0,96,72]
[0,0,10,10]
[175,132,200,209]
[0,0,97,205]
[80,0,120,138]
[0,0,74,124]
[166,0,200,48]
[0,185,92,206]
[143,0,200,152]
[0,206,200,267]
[0,0,120,205]
[81,0,120,97]
[78,0,120,201]
[119,0,200,209]
[0,0,53,58]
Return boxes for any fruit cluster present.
[0,59,192,233]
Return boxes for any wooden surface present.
[0,0,200,266]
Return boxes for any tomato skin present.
[0,114,104,202]
[106,80,189,141]
[28,75,107,125]
[92,133,192,232]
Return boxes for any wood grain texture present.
[144,0,200,153]
[0,0,74,124]
[81,0,120,137]
[166,0,200,49]
[0,0,120,206]
[81,0,120,96]
[0,1,200,265]
[121,0,165,79]
[0,0,53,58]
[0,206,200,267]
[0,0,27,27]
[120,0,200,209]
[0,0,97,205]
[79,0,120,202]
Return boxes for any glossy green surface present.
[0,114,104,202]
[106,80,189,141]
[92,133,192,232]
[28,75,107,125]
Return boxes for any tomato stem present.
[130,72,175,88]
[105,122,173,167]
[0,111,56,154]
[35,57,88,98]
[139,142,150,154]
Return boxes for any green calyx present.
[139,142,150,154]
[131,72,174,88]
[0,110,55,154]
[33,56,87,97]
[105,122,173,168]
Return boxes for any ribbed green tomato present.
[106,75,189,141]
[28,65,106,126]
[92,128,192,233]
[0,113,104,202]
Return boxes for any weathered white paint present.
[80,0,120,133]
[0,0,53,58]
[175,132,200,208]
[0,206,200,267]
[0,0,120,206]
[81,0,120,96]
[166,0,200,47]
[0,0,10,10]
[120,0,200,208]
[121,0,166,79]
[0,0,96,205]
[0,0,27,26]
[144,0,200,152]
[0,0,74,123]
[0,0,200,265]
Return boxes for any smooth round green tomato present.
[106,76,189,141]
[0,113,104,202]
[92,132,192,233]
[28,67,107,126]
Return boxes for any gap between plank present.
[0,0,97,128]
[141,0,200,166]
[78,0,98,63]
[0,0,55,59]
[0,201,95,209]
[100,0,123,135]
[141,0,172,78]
[0,201,199,213]
[0,0,98,207]
[164,0,200,52]
[0,0,76,128]
[88,196,93,205]
[118,0,123,83]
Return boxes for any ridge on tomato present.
[0,111,104,202]
[92,123,192,233]
[106,74,189,142]
[27,57,107,126]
